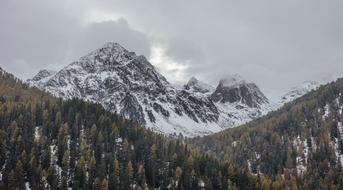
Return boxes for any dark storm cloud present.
[1,0,343,98]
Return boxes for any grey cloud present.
[70,19,151,60]
[1,0,343,97]
[0,1,151,79]
[165,38,206,63]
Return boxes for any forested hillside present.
[191,79,343,189]
[0,69,265,189]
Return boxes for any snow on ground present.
[338,122,343,139]
[143,103,222,137]
[34,126,41,142]
[215,100,275,129]
[293,135,310,175]
[330,136,343,168]
[335,122,343,167]
[323,104,330,119]
[25,182,31,190]
[311,137,317,151]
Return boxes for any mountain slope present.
[29,43,273,136]
[190,78,343,189]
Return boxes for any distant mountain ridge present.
[278,80,321,105]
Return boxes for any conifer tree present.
[15,160,25,189]
[126,161,134,188]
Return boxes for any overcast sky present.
[1,0,343,99]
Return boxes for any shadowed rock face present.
[120,93,145,124]
[211,76,269,108]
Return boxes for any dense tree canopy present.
[0,69,262,189]
[190,79,343,189]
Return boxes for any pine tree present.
[62,150,70,189]
[261,176,271,190]
[112,159,120,190]
[89,155,97,187]
[75,156,86,189]
[227,179,238,190]
[54,112,62,139]
[126,161,134,188]
[137,164,146,186]
[7,169,16,190]
[94,177,102,190]
[101,179,109,190]
[15,160,25,189]
[175,166,182,187]
[46,166,59,190]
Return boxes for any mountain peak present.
[101,42,125,50]
[212,74,269,108]
[218,74,246,88]
[184,77,214,94]
[187,77,199,86]
[77,42,139,67]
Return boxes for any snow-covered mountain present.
[278,81,321,105]
[28,42,274,136]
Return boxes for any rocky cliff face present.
[212,75,269,108]
[29,42,273,136]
